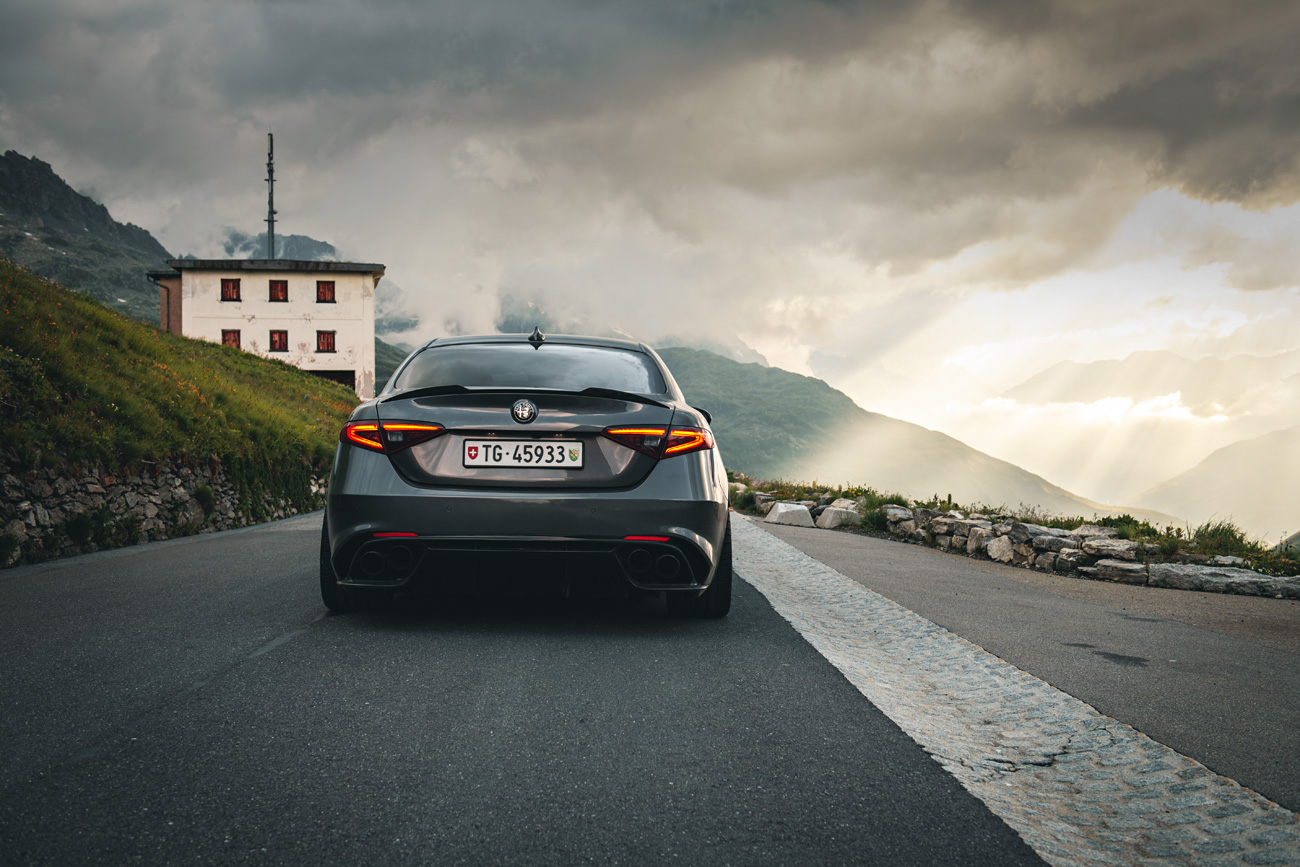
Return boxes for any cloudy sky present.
[3,0,1299,507]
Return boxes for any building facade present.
[150,259,384,399]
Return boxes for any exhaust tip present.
[628,548,653,575]
[360,550,386,577]
[655,554,681,581]
[386,545,414,571]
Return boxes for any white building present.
[150,259,384,398]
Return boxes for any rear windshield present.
[392,343,669,395]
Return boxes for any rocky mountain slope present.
[0,151,170,321]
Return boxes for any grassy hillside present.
[659,346,1174,523]
[375,337,412,390]
[659,347,863,477]
[0,257,356,481]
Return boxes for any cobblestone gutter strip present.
[732,516,1300,867]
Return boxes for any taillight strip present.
[664,428,714,456]
[601,425,714,458]
[341,421,446,454]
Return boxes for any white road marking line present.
[733,516,1299,867]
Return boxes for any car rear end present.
[322,335,730,613]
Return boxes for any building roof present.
[155,259,385,276]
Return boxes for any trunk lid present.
[378,390,676,489]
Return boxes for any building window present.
[316,281,336,303]
[221,329,241,349]
[269,330,288,352]
[221,279,241,302]
[269,280,288,302]
[317,331,336,352]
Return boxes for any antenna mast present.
[265,133,277,259]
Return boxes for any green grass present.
[0,257,356,479]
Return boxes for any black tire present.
[668,519,732,619]
[320,515,356,614]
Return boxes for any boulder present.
[764,502,815,527]
[884,505,914,524]
[1054,551,1083,572]
[1072,524,1119,541]
[1148,563,1298,598]
[930,516,959,535]
[1034,553,1057,572]
[1008,522,1072,545]
[1032,535,1074,553]
[913,508,943,527]
[892,520,917,536]
[816,507,861,529]
[986,535,1014,563]
[829,498,858,511]
[934,534,953,550]
[1081,538,1139,561]
[1012,543,1035,566]
[967,526,991,554]
[1079,559,1147,584]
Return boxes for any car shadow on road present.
[328,591,732,639]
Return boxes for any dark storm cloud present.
[2,0,1298,303]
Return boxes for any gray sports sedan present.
[321,331,732,617]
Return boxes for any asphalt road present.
[757,520,1300,814]
[0,513,1042,867]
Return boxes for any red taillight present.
[602,426,713,459]
[625,535,671,542]
[343,422,383,451]
[341,421,445,454]
[603,427,667,456]
[373,532,419,538]
[664,427,714,456]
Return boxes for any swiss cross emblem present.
[468,446,479,459]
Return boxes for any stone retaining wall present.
[0,453,325,567]
[757,496,1300,600]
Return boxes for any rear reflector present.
[624,535,671,542]
[373,532,419,538]
[342,421,445,454]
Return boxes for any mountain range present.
[659,347,1173,524]
[3,149,1287,539]
[997,350,1299,540]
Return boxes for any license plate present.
[463,440,584,468]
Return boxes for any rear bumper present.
[335,534,713,596]
[326,446,729,594]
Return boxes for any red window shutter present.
[222,329,241,348]
[269,280,288,302]
[270,330,288,351]
[221,279,241,301]
[316,281,335,302]
[317,331,336,352]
